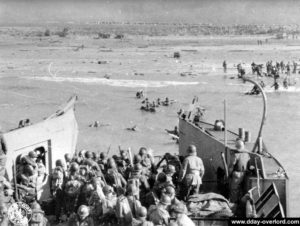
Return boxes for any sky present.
[1,0,300,26]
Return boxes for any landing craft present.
[1,96,78,199]
[178,78,288,222]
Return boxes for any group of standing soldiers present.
[51,145,204,226]
[0,144,205,226]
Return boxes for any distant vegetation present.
[4,23,300,38]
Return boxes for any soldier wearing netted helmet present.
[148,194,171,226]
[179,145,204,200]
[68,205,94,226]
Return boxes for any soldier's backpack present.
[115,195,133,225]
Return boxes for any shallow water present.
[0,30,299,216]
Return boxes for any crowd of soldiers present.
[140,97,174,113]
[0,143,209,226]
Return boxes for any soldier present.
[64,153,72,170]
[228,139,250,203]
[223,60,227,73]
[172,203,195,226]
[29,201,49,226]
[98,152,108,173]
[128,163,150,205]
[179,145,204,200]
[50,166,65,223]
[126,184,142,218]
[132,206,154,226]
[68,205,94,226]
[99,185,118,225]
[115,193,133,226]
[67,162,80,181]
[148,195,171,226]
[106,158,127,195]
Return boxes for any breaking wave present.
[264,86,300,93]
[26,76,201,88]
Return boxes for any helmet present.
[137,206,147,218]
[164,185,175,197]
[100,152,107,160]
[157,173,167,183]
[235,139,245,150]
[28,151,37,158]
[103,185,113,195]
[107,158,116,169]
[64,153,72,162]
[30,201,41,210]
[69,162,79,172]
[133,155,142,164]
[160,194,171,206]
[24,164,35,176]
[187,145,197,154]
[85,151,93,159]
[139,147,147,156]
[165,165,176,175]
[78,150,86,158]
[55,159,65,168]
[127,184,139,196]
[77,205,89,218]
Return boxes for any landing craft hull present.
[2,96,78,182]
[179,118,289,217]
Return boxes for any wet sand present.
[0,27,300,217]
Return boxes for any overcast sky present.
[1,0,300,26]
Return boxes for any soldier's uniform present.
[68,205,94,226]
[29,202,49,226]
[148,196,171,226]
[179,145,204,200]
[229,140,250,203]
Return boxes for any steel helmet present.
[85,151,93,159]
[137,206,147,218]
[164,185,175,197]
[127,183,139,196]
[187,145,197,154]
[133,155,142,164]
[103,185,113,195]
[165,165,176,175]
[100,152,107,160]
[28,151,37,159]
[55,159,65,168]
[77,205,89,218]
[24,164,35,176]
[139,147,147,156]
[30,201,41,210]
[69,162,79,172]
[160,194,171,206]
[64,153,72,162]
[235,139,245,150]
[157,173,167,183]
